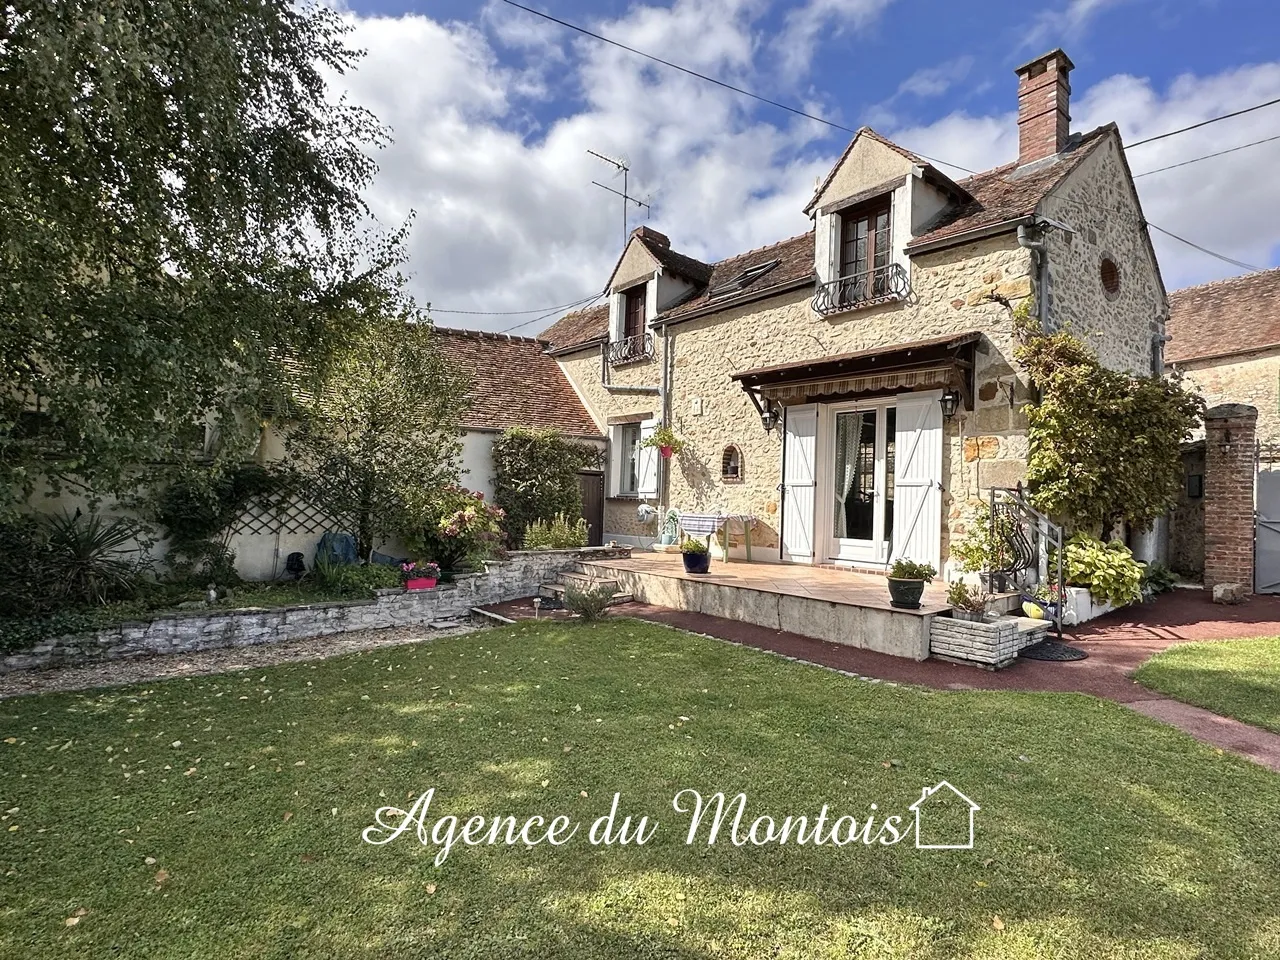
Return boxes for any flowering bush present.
[399,561,440,583]
[406,486,505,572]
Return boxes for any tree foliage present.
[491,428,600,547]
[0,0,401,509]
[286,318,467,559]
[1016,328,1203,533]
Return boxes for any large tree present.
[286,318,468,560]
[0,0,399,509]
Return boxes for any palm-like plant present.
[44,512,143,605]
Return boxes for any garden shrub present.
[949,502,1020,575]
[404,486,505,572]
[311,556,403,598]
[523,513,589,550]
[0,514,56,617]
[492,428,599,547]
[563,581,616,621]
[45,511,148,605]
[1055,533,1144,607]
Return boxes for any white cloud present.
[772,0,896,83]
[1025,0,1129,50]
[896,56,976,99]
[332,4,1279,333]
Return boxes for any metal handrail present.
[989,484,1065,639]
[811,262,910,316]
[606,332,654,366]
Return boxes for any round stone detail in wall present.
[1100,254,1121,299]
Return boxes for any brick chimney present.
[1015,49,1074,165]
[630,225,670,249]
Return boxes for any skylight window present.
[708,259,780,300]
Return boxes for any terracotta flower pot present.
[405,577,437,590]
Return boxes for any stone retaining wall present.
[930,616,1043,669]
[1,548,630,673]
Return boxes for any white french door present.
[821,399,896,566]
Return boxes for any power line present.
[501,293,604,333]
[1145,221,1262,272]
[427,293,601,316]
[496,0,976,175]
[1133,133,1280,178]
[1126,96,1280,149]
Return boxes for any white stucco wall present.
[459,429,496,499]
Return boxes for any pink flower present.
[473,491,484,500]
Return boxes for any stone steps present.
[538,569,632,607]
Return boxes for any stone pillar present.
[1203,403,1257,595]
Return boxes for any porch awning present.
[730,331,981,406]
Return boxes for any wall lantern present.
[939,389,962,420]
[761,406,780,433]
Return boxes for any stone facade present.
[1202,405,1256,593]
[1040,136,1163,375]
[0,548,631,673]
[1176,349,1280,444]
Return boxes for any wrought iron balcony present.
[811,263,910,317]
[607,332,655,366]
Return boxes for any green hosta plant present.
[1056,534,1144,607]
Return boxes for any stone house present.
[540,49,1166,575]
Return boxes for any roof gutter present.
[653,276,813,328]
[904,216,1033,257]
[1167,342,1280,368]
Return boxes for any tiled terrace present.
[582,552,951,614]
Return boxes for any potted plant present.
[400,561,440,590]
[680,536,711,575]
[886,559,937,610]
[1021,581,1061,620]
[641,424,686,459]
[946,581,989,622]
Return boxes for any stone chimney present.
[630,225,670,249]
[1015,49,1074,165]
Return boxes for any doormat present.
[1019,639,1088,662]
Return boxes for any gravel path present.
[0,622,477,700]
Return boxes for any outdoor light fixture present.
[761,405,780,433]
[939,389,961,420]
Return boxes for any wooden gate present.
[578,471,605,547]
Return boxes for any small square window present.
[1187,474,1204,499]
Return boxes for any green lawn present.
[2,620,1278,959]
[1135,636,1280,734]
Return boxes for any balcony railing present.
[607,332,655,366]
[811,262,910,317]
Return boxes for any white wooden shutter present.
[782,404,818,563]
[891,390,943,571]
[636,418,659,499]
[607,425,623,498]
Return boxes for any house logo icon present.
[909,781,980,850]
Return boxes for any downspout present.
[660,324,673,519]
[1016,221,1049,330]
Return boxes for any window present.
[623,285,646,339]
[721,445,742,481]
[617,423,641,495]
[1187,473,1204,499]
[1100,256,1121,298]
[841,199,892,291]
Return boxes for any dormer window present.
[623,285,646,339]
[813,194,909,317]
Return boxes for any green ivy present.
[492,428,600,548]
[1056,533,1145,607]
[1015,329,1203,532]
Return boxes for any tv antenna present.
[588,149,651,247]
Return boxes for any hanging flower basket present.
[659,445,674,459]
[641,425,685,458]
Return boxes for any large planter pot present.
[682,551,711,575]
[405,577,437,591]
[887,577,925,610]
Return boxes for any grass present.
[2,619,1278,959]
[1135,636,1280,734]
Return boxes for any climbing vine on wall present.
[1014,319,1203,534]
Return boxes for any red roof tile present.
[1166,266,1280,364]
[434,327,601,437]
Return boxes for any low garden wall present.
[930,616,1045,669]
[1,547,630,673]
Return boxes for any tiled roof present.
[540,303,609,354]
[661,232,815,322]
[540,125,1120,351]
[434,327,601,437]
[1166,266,1280,364]
[909,125,1111,249]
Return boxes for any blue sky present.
[330,0,1280,330]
